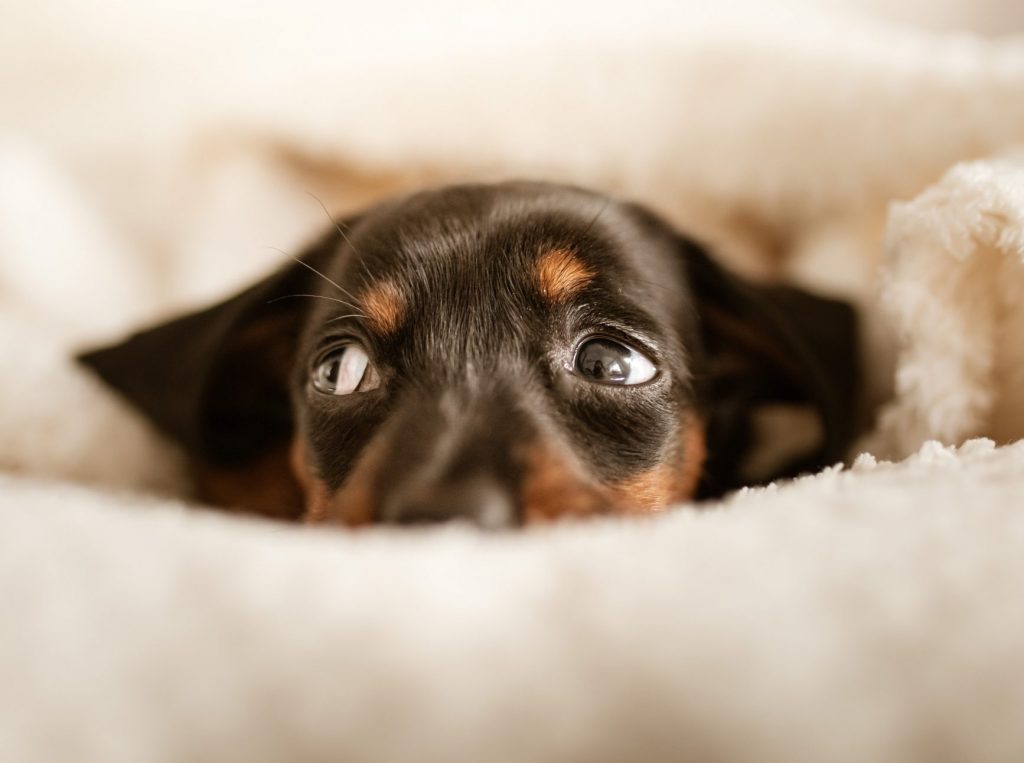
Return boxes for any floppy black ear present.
[682,242,860,497]
[77,231,341,477]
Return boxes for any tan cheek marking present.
[299,436,389,527]
[360,280,406,337]
[675,417,707,500]
[290,438,332,523]
[607,466,678,513]
[520,442,608,523]
[607,415,707,513]
[297,416,706,526]
[534,248,595,304]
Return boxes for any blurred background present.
[1,0,1022,376]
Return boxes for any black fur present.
[79,181,859,525]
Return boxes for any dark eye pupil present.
[317,355,342,389]
[576,339,631,383]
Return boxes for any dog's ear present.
[77,230,345,515]
[681,242,860,497]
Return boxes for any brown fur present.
[523,416,706,522]
[608,417,706,511]
[534,248,595,304]
[289,438,333,522]
[196,444,305,520]
[607,466,678,513]
[301,436,390,526]
[675,419,707,499]
[520,441,608,522]
[360,280,406,337]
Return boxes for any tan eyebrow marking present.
[534,248,595,304]
[359,280,406,336]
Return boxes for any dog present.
[78,181,859,527]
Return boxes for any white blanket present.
[3,440,1024,763]
[2,1,1024,760]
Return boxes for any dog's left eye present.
[573,338,657,385]
[312,345,378,395]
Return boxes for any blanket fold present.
[866,152,1024,458]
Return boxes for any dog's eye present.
[312,345,377,395]
[574,338,657,385]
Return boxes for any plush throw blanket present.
[1,1,1023,761]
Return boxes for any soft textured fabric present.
[2,1,1024,761]
[865,153,1024,456]
[2,440,1024,763]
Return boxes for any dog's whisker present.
[580,200,611,237]
[355,258,379,289]
[267,293,366,316]
[630,275,685,294]
[324,313,369,324]
[263,246,364,304]
[287,254,364,305]
[307,191,361,257]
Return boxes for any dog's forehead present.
[357,184,618,266]
[337,184,674,297]
[313,183,685,360]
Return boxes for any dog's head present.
[79,182,858,526]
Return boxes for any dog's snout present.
[380,478,516,529]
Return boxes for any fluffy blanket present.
[2,1,1024,760]
[4,440,1024,763]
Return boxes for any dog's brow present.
[534,248,595,304]
[359,280,406,336]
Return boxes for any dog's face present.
[80,182,858,526]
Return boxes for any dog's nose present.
[380,478,516,529]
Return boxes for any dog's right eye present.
[311,345,378,395]
[573,337,657,386]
